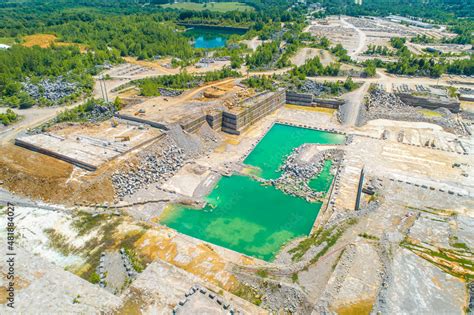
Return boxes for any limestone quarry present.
[0,14,473,315]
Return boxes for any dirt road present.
[341,17,367,59]
[340,81,370,126]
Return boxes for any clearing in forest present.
[22,34,87,52]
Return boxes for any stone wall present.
[286,90,344,109]
[205,110,223,130]
[115,113,169,130]
[286,91,313,106]
[396,93,460,113]
[221,89,286,135]
[15,138,98,171]
[313,98,345,109]
[179,114,207,133]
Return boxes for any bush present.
[0,108,18,125]
[89,272,100,284]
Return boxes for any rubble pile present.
[298,80,326,96]
[158,88,182,97]
[87,103,118,123]
[279,144,326,180]
[198,56,230,63]
[111,139,185,198]
[362,87,466,134]
[261,284,307,313]
[22,76,78,103]
[268,145,343,201]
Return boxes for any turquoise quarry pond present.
[184,26,246,49]
[161,124,345,261]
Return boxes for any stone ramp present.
[312,242,383,314]
[332,162,364,212]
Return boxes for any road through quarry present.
[341,17,367,60]
[341,81,370,126]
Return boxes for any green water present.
[184,26,246,49]
[161,124,345,261]
[161,175,321,261]
[244,124,345,179]
[309,160,334,194]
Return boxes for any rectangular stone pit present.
[15,120,162,171]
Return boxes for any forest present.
[0,0,299,108]
[0,0,472,110]
[290,57,341,79]
[0,45,121,107]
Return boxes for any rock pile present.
[111,139,185,198]
[261,284,306,313]
[270,145,343,201]
[198,56,230,63]
[158,88,182,97]
[22,76,78,103]
[87,103,118,123]
[298,80,326,96]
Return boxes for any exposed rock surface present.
[361,87,466,134]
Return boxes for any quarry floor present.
[1,100,472,313]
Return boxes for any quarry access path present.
[341,81,370,126]
[340,17,367,59]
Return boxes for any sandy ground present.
[290,47,334,66]
[241,37,269,51]
[340,17,366,59]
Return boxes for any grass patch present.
[401,238,474,281]
[44,228,78,256]
[72,211,107,236]
[161,2,254,12]
[452,242,469,250]
[407,206,454,217]
[289,218,358,263]
[89,272,100,284]
[256,269,268,278]
[359,233,379,240]
[0,37,18,46]
[418,109,443,117]
[231,283,262,306]
[291,272,299,283]
[331,248,346,271]
[123,247,145,273]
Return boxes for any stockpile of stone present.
[87,103,118,123]
[366,87,407,111]
[158,88,182,97]
[298,80,327,96]
[22,76,77,102]
[27,102,118,135]
[111,139,185,198]
[199,56,230,63]
[279,145,323,180]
